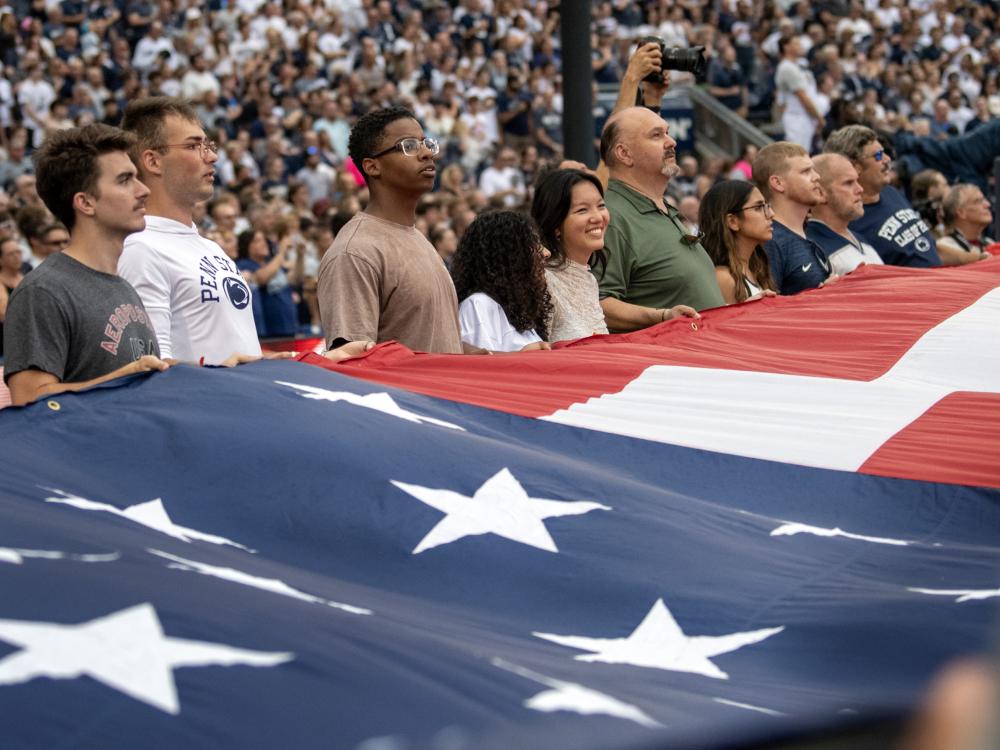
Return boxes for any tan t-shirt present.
[318,212,463,353]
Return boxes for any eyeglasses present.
[869,149,884,162]
[733,201,774,215]
[158,140,219,157]
[369,137,440,159]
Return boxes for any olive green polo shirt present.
[597,179,725,316]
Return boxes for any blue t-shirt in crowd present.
[848,186,941,268]
[762,220,832,295]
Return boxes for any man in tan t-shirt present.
[317,107,464,354]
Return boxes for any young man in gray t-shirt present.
[4,124,169,406]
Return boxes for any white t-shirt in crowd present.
[119,216,261,364]
[458,293,541,352]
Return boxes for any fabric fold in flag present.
[308,262,1000,487]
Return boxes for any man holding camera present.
[596,41,719,333]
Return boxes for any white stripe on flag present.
[542,287,1000,471]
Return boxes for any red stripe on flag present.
[860,392,1000,488]
[302,262,1000,486]
[306,263,1000,415]
[592,263,1000,379]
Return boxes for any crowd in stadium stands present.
[2,0,1000,404]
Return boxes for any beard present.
[661,160,681,179]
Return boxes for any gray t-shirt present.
[4,252,160,385]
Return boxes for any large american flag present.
[0,262,997,749]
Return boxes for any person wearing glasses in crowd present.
[317,106,465,354]
[596,106,717,332]
[117,98,369,364]
[23,220,70,269]
[935,184,995,265]
[698,180,777,305]
[823,125,941,267]
[806,153,884,276]
[117,96,263,365]
[753,141,839,294]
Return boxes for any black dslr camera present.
[639,36,707,81]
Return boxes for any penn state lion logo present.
[915,237,931,253]
[223,277,251,309]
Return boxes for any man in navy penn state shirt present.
[823,125,941,268]
[753,141,837,295]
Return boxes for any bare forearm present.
[599,297,663,332]
[614,74,643,114]
[9,356,169,406]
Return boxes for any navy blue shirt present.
[849,186,941,267]
[762,221,832,295]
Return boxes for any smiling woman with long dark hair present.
[450,210,552,352]
[531,168,610,342]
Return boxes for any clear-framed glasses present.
[158,140,219,158]
[369,137,440,159]
[733,201,774,216]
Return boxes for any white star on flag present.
[275,381,464,430]
[43,489,253,551]
[0,603,292,714]
[491,658,662,728]
[534,598,784,680]
[390,468,610,554]
[149,550,372,615]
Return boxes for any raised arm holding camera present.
[613,37,706,117]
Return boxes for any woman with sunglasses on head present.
[698,180,777,305]
[451,210,553,352]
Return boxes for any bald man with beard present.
[596,106,716,332]
[806,153,883,276]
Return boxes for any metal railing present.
[683,85,773,159]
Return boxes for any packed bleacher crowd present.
[1,0,999,406]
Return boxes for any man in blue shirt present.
[823,125,941,267]
[753,141,836,294]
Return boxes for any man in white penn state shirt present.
[118,97,261,365]
[118,97,369,364]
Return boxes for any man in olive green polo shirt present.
[597,106,724,331]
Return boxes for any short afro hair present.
[348,106,418,181]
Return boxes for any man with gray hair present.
[935,184,994,265]
[823,125,941,267]
[806,153,883,276]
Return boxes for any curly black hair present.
[347,106,416,180]
[451,210,553,341]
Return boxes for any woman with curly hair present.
[698,180,777,305]
[451,210,552,352]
